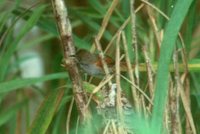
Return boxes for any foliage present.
[0,0,200,134]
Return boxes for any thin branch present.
[103,121,111,134]
[75,116,80,134]
[119,62,200,72]
[140,0,169,19]
[86,75,114,108]
[145,1,161,55]
[51,0,90,121]
[171,49,182,134]
[178,80,196,134]
[180,41,196,134]
[142,46,154,100]
[120,74,153,105]
[66,97,74,134]
[104,4,144,53]
[141,1,194,133]
[115,32,123,123]
[95,38,113,87]
[178,31,192,134]
[130,0,140,86]
[122,32,140,110]
[91,0,119,52]
[140,0,185,51]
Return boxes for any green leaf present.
[0,100,27,126]
[151,0,193,134]
[0,5,46,81]
[27,86,65,134]
[83,81,103,101]
[184,0,197,51]
[17,33,55,50]
[71,9,112,41]
[0,72,67,93]
[88,0,106,15]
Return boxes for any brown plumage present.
[76,49,136,76]
[76,49,114,76]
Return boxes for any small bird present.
[76,49,114,77]
[77,49,135,133]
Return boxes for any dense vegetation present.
[0,0,199,134]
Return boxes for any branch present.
[51,0,90,121]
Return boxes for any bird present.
[76,49,114,77]
[76,49,135,133]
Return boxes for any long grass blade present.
[151,0,193,133]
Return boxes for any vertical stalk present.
[51,0,90,121]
